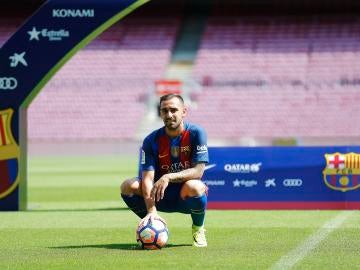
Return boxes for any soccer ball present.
[136,218,169,250]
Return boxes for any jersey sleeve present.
[141,135,155,171]
[191,125,209,164]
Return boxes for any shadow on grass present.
[50,243,192,250]
[28,207,129,212]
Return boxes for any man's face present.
[159,97,186,131]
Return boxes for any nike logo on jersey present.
[158,153,168,158]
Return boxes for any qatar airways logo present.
[224,163,262,173]
[161,161,191,173]
[52,9,95,18]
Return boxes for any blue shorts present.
[155,183,190,214]
[138,180,191,214]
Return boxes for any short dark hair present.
[159,94,184,106]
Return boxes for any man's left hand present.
[150,176,170,202]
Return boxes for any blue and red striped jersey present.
[141,122,208,181]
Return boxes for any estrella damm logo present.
[323,152,360,192]
[0,108,19,199]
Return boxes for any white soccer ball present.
[136,218,169,250]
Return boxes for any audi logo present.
[283,178,303,187]
[0,77,18,90]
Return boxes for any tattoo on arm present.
[169,170,188,183]
[168,163,205,183]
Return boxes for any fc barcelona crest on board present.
[323,152,360,192]
[0,109,20,199]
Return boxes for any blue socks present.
[122,192,207,227]
[121,194,147,219]
[184,194,207,227]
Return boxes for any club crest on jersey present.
[171,146,179,158]
[323,152,360,192]
[0,108,20,199]
[180,145,191,156]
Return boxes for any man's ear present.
[183,106,188,117]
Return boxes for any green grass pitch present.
[1,156,360,269]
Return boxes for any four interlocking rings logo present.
[0,77,18,90]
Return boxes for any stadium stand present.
[188,85,360,139]
[188,12,360,143]
[192,15,360,84]
[27,12,181,141]
[2,0,360,145]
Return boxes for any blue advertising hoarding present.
[204,146,360,209]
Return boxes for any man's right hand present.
[141,212,167,225]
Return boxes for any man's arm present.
[167,163,205,183]
[141,170,167,223]
[141,170,157,214]
[151,163,205,202]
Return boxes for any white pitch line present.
[269,211,354,270]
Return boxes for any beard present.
[164,119,181,130]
